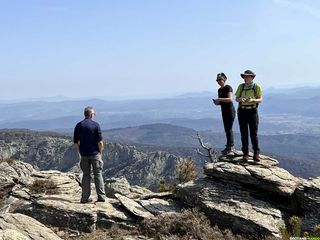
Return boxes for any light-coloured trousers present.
[80,154,105,201]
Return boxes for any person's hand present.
[240,98,247,103]
[214,99,221,105]
[246,97,255,103]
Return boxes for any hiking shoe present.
[253,152,260,162]
[97,198,106,202]
[221,146,235,155]
[242,152,249,162]
[80,198,93,204]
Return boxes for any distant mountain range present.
[0,129,188,190]
[0,122,319,184]
[0,86,320,135]
[104,123,320,179]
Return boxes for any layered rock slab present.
[11,170,177,233]
[295,177,320,231]
[14,171,135,232]
[177,178,285,237]
[204,160,302,196]
[0,213,62,240]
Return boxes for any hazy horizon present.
[1,84,320,103]
[1,1,320,100]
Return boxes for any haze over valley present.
[0,86,319,179]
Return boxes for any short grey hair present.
[84,106,94,117]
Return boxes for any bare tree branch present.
[195,133,217,162]
[196,149,209,157]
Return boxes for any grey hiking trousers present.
[80,153,105,202]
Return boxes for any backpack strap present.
[239,83,245,97]
[253,83,258,99]
[253,83,259,107]
[239,83,245,108]
[240,82,258,98]
[239,83,259,108]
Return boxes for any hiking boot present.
[221,146,235,155]
[80,198,93,204]
[253,152,260,162]
[97,198,106,202]
[242,152,249,162]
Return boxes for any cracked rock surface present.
[176,152,319,237]
[0,153,319,239]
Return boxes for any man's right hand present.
[74,143,80,153]
[98,141,104,153]
[241,98,247,103]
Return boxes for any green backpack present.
[239,83,259,107]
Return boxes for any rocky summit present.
[0,151,319,239]
[177,151,320,238]
[0,159,179,239]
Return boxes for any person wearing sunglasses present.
[213,72,236,155]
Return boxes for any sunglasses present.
[216,79,224,82]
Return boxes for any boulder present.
[115,194,154,219]
[0,213,62,240]
[0,160,34,185]
[138,198,181,215]
[105,177,131,198]
[295,177,320,231]
[0,229,30,240]
[204,160,302,196]
[105,177,156,199]
[96,198,136,229]
[0,160,35,212]
[176,178,286,237]
[18,196,98,233]
[296,177,320,210]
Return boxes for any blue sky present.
[1,0,320,100]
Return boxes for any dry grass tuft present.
[0,158,15,165]
[66,224,141,240]
[29,179,60,195]
[140,209,247,240]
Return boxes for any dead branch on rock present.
[195,133,217,163]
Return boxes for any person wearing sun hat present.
[213,72,236,154]
[235,70,263,162]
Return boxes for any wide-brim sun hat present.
[240,70,256,79]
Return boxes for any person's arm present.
[73,124,80,153]
[236,93,246,103]
[235,85,245,103]
[96,123,104,153]
[98,141,104,153]
[247,84,263,104]
[74,142,80,152]
[215,86,233,104]
[216,91,233,103]
[247,96,262,104]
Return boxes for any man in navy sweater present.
[73,106,106,203]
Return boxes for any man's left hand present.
[246,98,255,103]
